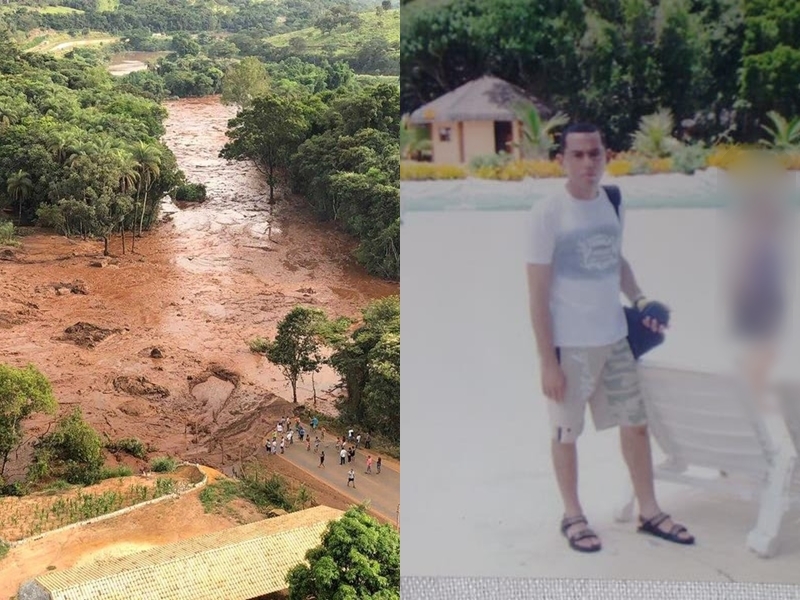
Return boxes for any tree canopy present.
[287,505,400,600]
[402,0,800,149]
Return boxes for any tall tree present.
[250,306,348,404]
[286,505,400,600]
[330,296,400,442]
[0,363,57,477]
[131,141,161,240]
[221,56,270,109]
[220,93,309,204]
[6,169,33,224]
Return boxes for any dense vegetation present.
[2,0,399,76]
[251,296,400,446]
[402,0,800,150]
[0,30,184,253]
[222,81,400,280]
[287,505,400,600]
[0,364,118,492]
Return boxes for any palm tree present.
[513,101,569,159]
[759,111,800,151]
[131,142,162,238]
[64,141,98,168]
[47,132,74,164]
[6,170,33,224]
[115,151,140,254]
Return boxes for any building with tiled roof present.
[18,505,344,600]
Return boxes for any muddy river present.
[0,95,398,478]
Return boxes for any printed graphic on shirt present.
[552,224,621,280]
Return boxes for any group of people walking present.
[264,416,384,488]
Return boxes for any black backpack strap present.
[602,185,621,220]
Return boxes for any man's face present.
[558,131,607,188]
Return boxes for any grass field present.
[355,74,399,86]
[24,31,119,54]
[0,4,83,13]
[265,8,399,51]
[96,0,119,11]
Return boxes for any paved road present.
[269,432,399,524]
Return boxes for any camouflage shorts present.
[548,337,647,443]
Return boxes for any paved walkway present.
[266,430,399,525]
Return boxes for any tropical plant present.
[630,108,683,158]
[131,141,162,241]
[514,102,569,159]
[400,117,431,159]
[6,170,33,224]
[759,111,800,151]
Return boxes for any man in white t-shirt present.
[526,123,695,553]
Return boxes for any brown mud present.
[0,95,398,481]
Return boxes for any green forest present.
[402,0,800,151]
[0,32,179,254]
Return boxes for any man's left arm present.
[620,256,644,305]
[621,256,668,332]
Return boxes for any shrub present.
[0,481,27,496]
[630,108,682,158]
[399,162,466,180]
[705,145,745,170]
[150,456,177,472]
[647,157,674,173]
[42,479,73,495]
[672,144,708,174]
[0,221,18,246]
[99,466,133,480]
[606,159,633,177]
[629,154,653,175]
[0,540,8,561]
[174,183,207,202]
[777,152,800,170]
[106,437,147,459]
[468,152,513,171]
[521,160,564,178]
[38,408,104,485]
[154,477,176,496]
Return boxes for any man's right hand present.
[541,356,566,402]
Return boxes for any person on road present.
[376,456,382,474]
[318,451,325,468]
[365,455,373,474]
[347,468,356,488]
[340,448,347,465]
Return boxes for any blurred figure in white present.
[720,152,795,406]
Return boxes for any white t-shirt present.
[526,186,627,347]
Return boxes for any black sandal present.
[638,512,695,545]
[560,515,602,553]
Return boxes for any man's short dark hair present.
[558,123,606,154]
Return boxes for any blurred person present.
[721,154,794,403]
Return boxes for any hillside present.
[265,8,399,51]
